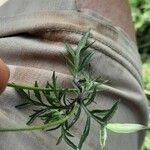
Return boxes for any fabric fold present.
[0,0,149,150]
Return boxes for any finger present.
[0,59,10,94]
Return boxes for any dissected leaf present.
[5,31,124,150]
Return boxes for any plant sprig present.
[1,31,149,150]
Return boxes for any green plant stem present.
[0,104,78,132]
[7,82,149,97]
[7,83,76,92]
[7,82,112,93]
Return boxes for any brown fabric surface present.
[0,0,149,150]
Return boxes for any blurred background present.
[129,0,150,149]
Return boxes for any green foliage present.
[129,0,150,57]
[143,60,150,91]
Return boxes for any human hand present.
[0,59,9,94]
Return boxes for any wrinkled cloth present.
[0,0,149,150]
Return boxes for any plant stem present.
[7,82,109,93]
[7,82,149,97]
[0,104,78,132]
[7,83,76,92]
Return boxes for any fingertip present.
[0,59,10,94]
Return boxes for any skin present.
[0,59,9,94]
[0,0,135,94]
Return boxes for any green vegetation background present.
[129,0,150,149]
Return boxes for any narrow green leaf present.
[85,87,97,106]
[67,107,81,129]
[40,112,52,118]
[34,81,43,103]
[29,99,44,106]
[62,93,67,106]
[100,125,107,149]
[75,31,90,72]
[77,31,90,54]
[78,117,91,149]
[64,134,77,149]
[80,41,95,54]
[65,43,75,59]
[65,130,74,137]
[43,93,57,107]
[79,52,94,71]
[42,111,64,124]
[62,52,76,76]
[81,103,104,125]
[68,64,76,77]
[27,109,47,125]
[52,71,61,100]
[16,84,46,107]
[64,54,75,68]
[46,81,53,89]
[15,102,30,109]
[44,117,55,124]
[52,71,57,88]
[61,51,75,70]
[15,88,30,101]
[58,89,64,101]
[56,134,63,145]
[44,81,51,95]
[16,88,43,106]
[102,101,119,122]
[106,123,150,133]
